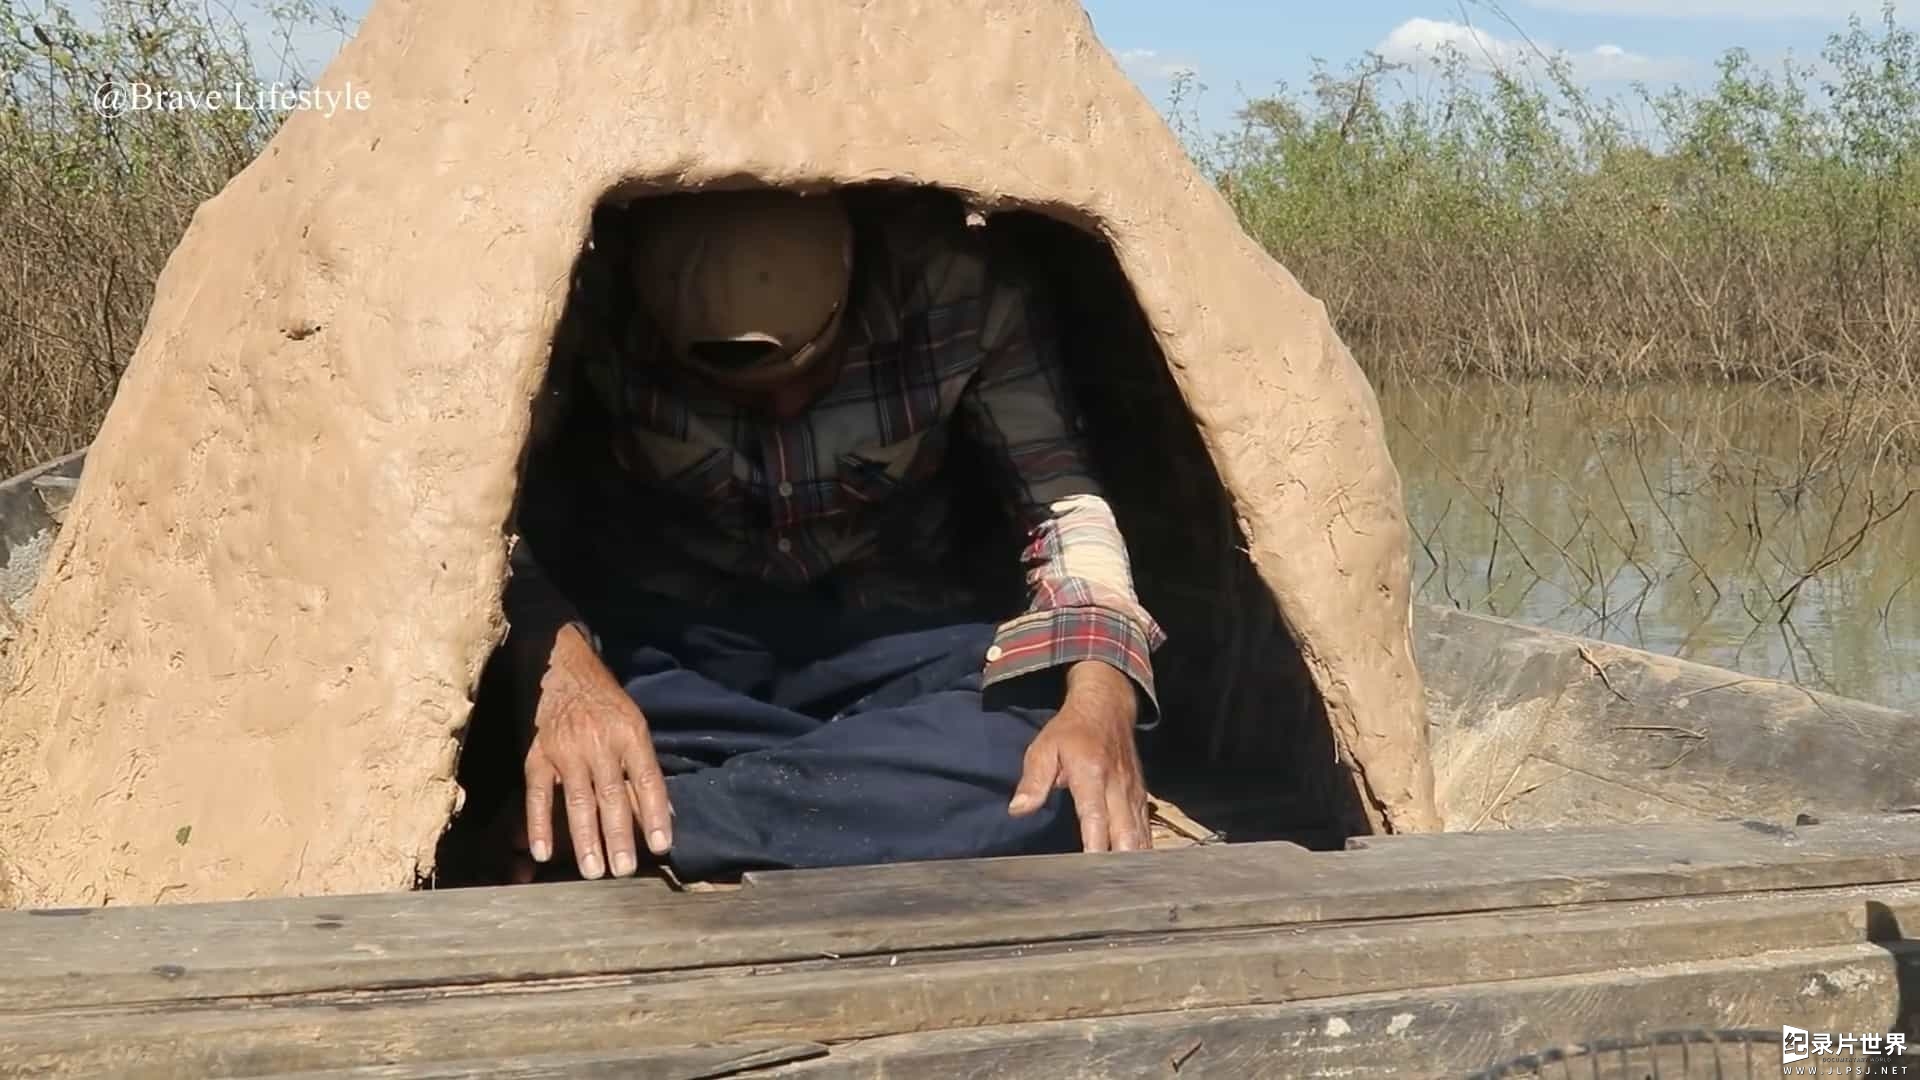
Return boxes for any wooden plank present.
[2,814,1915,1013]
[1417,605,1920,831]
[2,884,1916,1078]
[0,450,83,617]
[740,813,1920,898]
[767,944,1912,1079]
[276,1042,827,1079]
[1342,816,1836,851]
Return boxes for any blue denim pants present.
[593,601,1081,881]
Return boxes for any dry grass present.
[1,0,342,477]
[1177,9,1920,457]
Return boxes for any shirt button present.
[776,537,793,553]
[985,646,1003,662]
[777,481,794,497]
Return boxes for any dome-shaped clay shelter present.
[0,0,1436,907]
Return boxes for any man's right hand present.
[518,623,674,880]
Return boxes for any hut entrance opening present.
[438,184,1364,888]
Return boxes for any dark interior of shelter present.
[435,183,1361,887]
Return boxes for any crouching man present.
[505,188,1165,883]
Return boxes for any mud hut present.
[0,0,1435,907]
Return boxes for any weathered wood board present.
[281,1043,829,1079]
[0,449,80,626]
[769,946,1913,1079]
[1,815,1918,1078]
[3,815,1918,1012]
[1420,606,1920,830]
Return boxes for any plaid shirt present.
[518,206,1165,715]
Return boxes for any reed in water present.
[1382,379,1919,709]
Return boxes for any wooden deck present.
[4,814,1920,1077]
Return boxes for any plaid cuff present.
[982,606,1162,729]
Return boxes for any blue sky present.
[240,0,1911,130]
[1081,1,1909,128]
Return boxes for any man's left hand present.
[1007,660,1149,852]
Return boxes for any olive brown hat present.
[629,188,855,386]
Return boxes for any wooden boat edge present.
[0,449,82,616]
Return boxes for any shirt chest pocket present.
[617,429,741,506]
[835,428,943,507]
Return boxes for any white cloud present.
[1117,48,1198,81]
[1377,17,1694,82]
[1520,0,1886,18]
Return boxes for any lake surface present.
[1381,379,1920,713]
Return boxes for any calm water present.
[1382,379,1920,712]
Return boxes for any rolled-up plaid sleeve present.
[956,262,1167,728]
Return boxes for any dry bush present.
[0,0,344,477]
[1178,9,1920,458]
